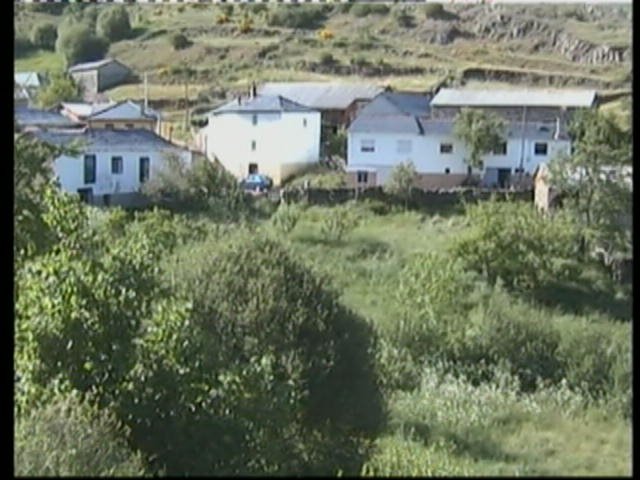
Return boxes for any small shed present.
[68,58,133,100]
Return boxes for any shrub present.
[424,3,445,18]
[14,36,34,57]
[30,22,58,51]
[318,28,334,40]
[385,161,418,209]
[237,14,254,34]
[123,234,385,475]
[169,32,191,51]
[319,51,336,66]
[395,8,415,28]
[56,23,109,67]
[451,200,580,290]
[351,4,390,18]
[271,202,302,234]
[96,6,132,42]
[216,13,230,24]
[320,204,360,242]
[267,6,327,30]
[14,391,147,476]
[36,70,83,108]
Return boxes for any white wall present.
[348,131,570,185]
[202,110,321,183]
[54,147,192,196]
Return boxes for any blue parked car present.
[240,174,273,193]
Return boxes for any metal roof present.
[61,102,117,118]
[212,95,316,115]
[34,128,182,152]
[68,58,129,73]
[15,106,80,128]
[257,82,384,110]
[88,100,160,121]
[431,88,597,108]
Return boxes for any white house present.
[347,90,587,188]
[33,128,192,207]
[200,93,321,185]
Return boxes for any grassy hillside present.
[15,2,631,126]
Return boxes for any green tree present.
[454,108,506,169]
[15,390,147,476]
[549,109,632,257]
[326,127,347,159]
[169,32,191,50]
[30,22,58,50]
[55,23,108,67]
[385,160,418,209]
[36,70,83,108]
[96,6,132,42]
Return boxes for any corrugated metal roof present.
[212,95,316,114]
[68,58,129,73]
[34,129,182,151]
[431,88,597,108]
[15,106,80,128]
[61,102,117,118]
[257,82,384,110]
[88,100,160,121]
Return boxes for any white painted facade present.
[347,130,571,186]
[53,146,192,197]
[201,110,321,185]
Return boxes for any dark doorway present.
[248,163,258,174]
[103,194,111,207]
[77,188,93,204]
[497,168,511,188]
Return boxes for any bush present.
[14,35,34,57]
[395,9,415,28]
[268,6,327,30]
[56,23,109,67]
[30,22,58,51]
[96,6,132,42]
[15,391,147,476]
[351,4,390,18]
[424,3,445,18]
[271,202,302,234]
[36,70,83,108]
[320,204,360,242]
[319,51,336,66]
[451,199,580,290]
[169,32,191,50]
[122,234,385,475]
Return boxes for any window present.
[111,156,123,174]
[397,139,412,154]
[440,143,453,154]
[360,139,375,153]
[139,156,150,183]
[252,114,258,126]
[251,140,256,151]
[248,163,258,174]
[105,123,114,129]
[125,123,134,129]
[534,142,548,156]
[492,142,507,155]
[84,155,96,184]
[357,171,369,184]
[303,118,307,127]
[444,168,450,174]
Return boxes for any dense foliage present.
[267,5,328,29]
[384,161,418,209]
[55,23,108,67]
[454,108,507,168]
[30,22,58,51]
[96,6,132,42]
[169,32,191,50]
[36,70,83,108]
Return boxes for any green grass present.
[14,50,64,73]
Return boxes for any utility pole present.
[143,71,148,114]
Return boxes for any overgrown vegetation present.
[454,108,507,169]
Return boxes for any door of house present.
[77,188,93,204]
[497,168,511,188]
[248,163,258,174]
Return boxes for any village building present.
[60,100,160,132]
[14,106,81,132]
[347,88,595,189]
[68,58,133,101]
[32,128,193,207]
[14,71,46,107]
[200,92,321,185]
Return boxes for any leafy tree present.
[549,109,632,257]
[424,3,445,18]
[385,160,418,209]
[119,234,384,475]
[15,390,147,476]
[56,23,109,67]
[96,6,132,42]
[451,199,580,290]
[326,127,347,159]
[30,22,58,50]
[454,108,506,169]
[267,5,327,29]
[36,70,83,108]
